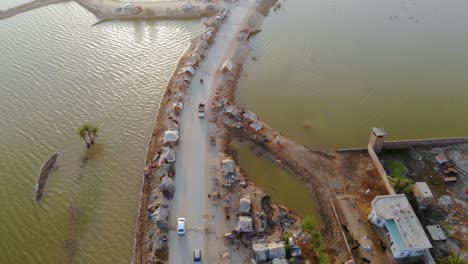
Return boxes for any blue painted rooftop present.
[386,219,406,251]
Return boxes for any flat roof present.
[372,194,432,250]
[426,225,447,241]
[414,182,433,198]
[372,127,387,137]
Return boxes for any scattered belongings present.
[236,216,253,232]
[163,130,179,143]
[34,152,59,202]
[239,195,251,215]
[159,176,175,199]
[426,225,447,241]
[290,245,302,257]
[221,59,233,73]
[209,133,216,146]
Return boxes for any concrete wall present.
[382,137,468,150]
[367,144,396,195]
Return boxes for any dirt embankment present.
[213,97,390,262]
[0,0,69,20]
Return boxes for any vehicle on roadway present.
[198,103,206,118]
[177,217,186,235]
[193,249,202,263]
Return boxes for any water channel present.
[0,2,203,263]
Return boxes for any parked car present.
[193,249,202,263]
[177,217,186,235]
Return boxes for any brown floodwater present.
[234,140,321,224]
[236,0,468,150]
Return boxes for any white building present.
[413,182,433,209]
[369,194,432,259]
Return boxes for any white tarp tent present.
[239,195,251,215]
[221,59,233,73]
[180,66,196,75]
[163,131,179,143]
[237,216,253,232]
[222,159,235,175]
[159,146,176,164]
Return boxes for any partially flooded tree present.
[77,124,99,148]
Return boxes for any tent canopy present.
[163,130,179,143]
[239,195,251,214]
[222,159,235,174]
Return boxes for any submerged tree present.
[77,124,99,148]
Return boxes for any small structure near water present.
[34,152,59,202]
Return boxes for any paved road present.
[168,1,255,263]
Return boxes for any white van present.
[177,217,186,235]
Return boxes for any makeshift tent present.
[221,60,233,73]
[237,216,253,232]
[239,195,251,215]
[222,159,235,176]
[163,131,179,143]
[159,146,176,164]
[199,39,209,49]
[173,101,184,111]
[185,55,198,66]
[243,111,257,121]
[253,243,268,261]
[180,66,195,76]
[159,176,175,199]
[250,120,264,131]
[150,205,169,227]
[225,105,239,116]
[167,120,179,133]
[194,45,206,57]
[268,242,286,259]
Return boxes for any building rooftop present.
[372,127,387,137]
[372,194,432,250]
[414,182,433,198]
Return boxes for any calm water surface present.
[0,2,203,263]
[237,0,468,150]
[234,140,320,222]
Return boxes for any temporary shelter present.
[237,216,253,232]
[163,131,179,143]
[159,176,175,199]
[239,195,251,215]
[253,243,268,261]
[221,60,233,73]
[222,159,235,176]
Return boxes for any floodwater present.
[234,140,320,223]
[0,2,203,264]
[0,0,32,10]
[237,0,468,150]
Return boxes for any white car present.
[193,249,202,263]
[177,217,186,235]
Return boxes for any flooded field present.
[0,2,203,263]
[237,0,468,149]
[234,140,321,224]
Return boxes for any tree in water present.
[77,124,99,148]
